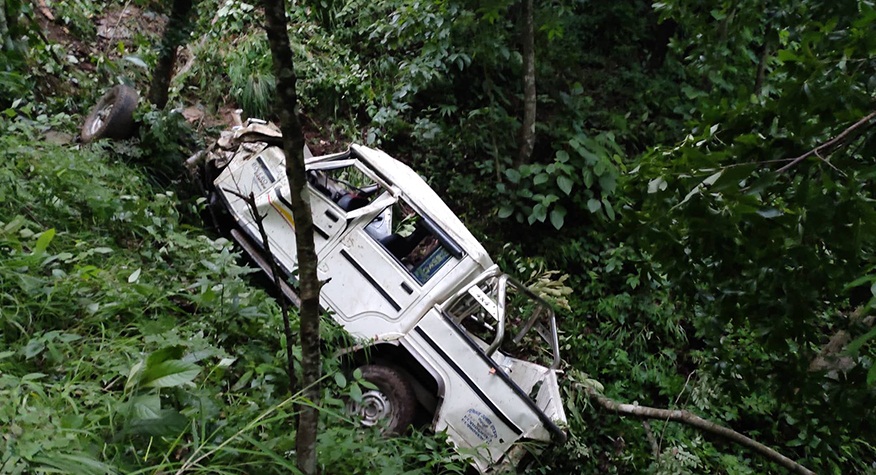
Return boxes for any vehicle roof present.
[341,144,494,269]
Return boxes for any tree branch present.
[584,387,816,475]
[776,110,876,173]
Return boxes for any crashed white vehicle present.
[197,120,567,472]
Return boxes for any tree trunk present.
[148,0,194,109]
[516,0,536,167]
[0,1,13,52]
[260,1,321,474]
[754,37,771,96]
[647,18,677,71]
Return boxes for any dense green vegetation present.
[2,0,875,473]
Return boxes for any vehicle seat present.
[337,193,369,211]
[379,223,430,259]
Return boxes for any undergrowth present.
[0,109,465,474]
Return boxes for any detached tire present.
[81,85,139,143]
[347,365,417,435]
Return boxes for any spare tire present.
[81,85,139,143]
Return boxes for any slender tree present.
[260,1,322,473]
[0,1,14,53]
[516,0,536,166]
[148,0,194,109]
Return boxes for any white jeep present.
[196,120,567,472]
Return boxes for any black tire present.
[347,364,417,435]
[81,85,139,143]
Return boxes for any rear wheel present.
[81,85,139,143]
[346,364,417,435]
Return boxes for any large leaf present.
[550,207,566,230]
[129,394,161,420]
[32,454,118,475]
[557,175,574,195]
[140,359,200,388]
[146,345,186,367]
[126,409,189,436]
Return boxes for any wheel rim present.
[348,389,393,427]
[89,103,114,136]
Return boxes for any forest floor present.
[33,1,338,154]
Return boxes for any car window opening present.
[307,164,382,212]
[365,199,456,285]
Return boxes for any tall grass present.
[0,106,466,474]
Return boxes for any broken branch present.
[584,387,815,475]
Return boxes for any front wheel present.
[81,85,139,143]
[346,364,417,435]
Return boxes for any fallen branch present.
[777,110,876,173]
[584,387,815,475]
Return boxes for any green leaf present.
[128,268,141,283]
[757,208,783,219]
[127,409,188,436]
[776,49,799,63]
[123,55,148,69]
[602,198,615,220]
[533,173,549,185]
[557,175,573,195]
[334,372,347,389]
[847,326,876,354]
[130,394,162,420]
[505,169,521,184]
[24,338,45,359]
[349,382,363,403]
[497,204,514,219]
[599,174,617,193]
[531,203,547,222]
[147,346,186,367]
[648,177,667,194]
[587,199,602,213]
[126,361,144,390]
[744,172,778,195]
[140,359,200,388]
[582,170,594,188]
[702,170,722,187]
[711,164,758,192]
[550,207,566,230]
[31,453,118,475]
[34,228,56,254]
